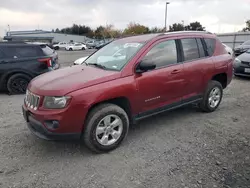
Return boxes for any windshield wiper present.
[88,63,107,70]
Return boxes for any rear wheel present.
[7,73,31,94]
[83,103,129,153]
[82,47,86,50]
[199,80,223,112]
[69,48,73,51]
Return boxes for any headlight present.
[43,96,71,109]
[233,58,241,67]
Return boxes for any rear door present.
[135,38,185,115]
[179,37,213,101]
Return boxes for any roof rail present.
[163,31,213,35]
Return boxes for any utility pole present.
[165,2,170,32]
[182,20,185,30]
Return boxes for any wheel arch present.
[211,72,227,89]
[86,96,133,125]
[0,70,33,90]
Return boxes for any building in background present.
[3,30,91,44]
[217,31,250,49]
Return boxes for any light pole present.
[182,20,185,31]
[165,2,170,32]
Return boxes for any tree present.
[123,22,150,35]
[185,21,205,31]
[242,20,250,31]
[55,28,60,33]
[150,27,164,33]
[169,23,184,32]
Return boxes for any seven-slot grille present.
[25,90,40,110]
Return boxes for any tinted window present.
[196,38,206,58]
[204,38,216,56]
[41,45,54,55]
[181,38,199,61]
[15,46,42,57]
[0,49,4,59]
[143,40,178,68]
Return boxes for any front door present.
[135,39,185,116]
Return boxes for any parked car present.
[95,41,111,50]
[86,41,96,49]
[233,49,250,77]
[65,43,87,51]
[22,31,233,153]
[0,43,60,94]
[39,44,60,70]
[234,40,250,56]
[223,43,234,56]
[73,56,89,65]
[53,42,69,50]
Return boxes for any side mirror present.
[136,59,156,73]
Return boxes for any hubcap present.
[95,114,123,146]
[11,78,28,93]
[208,87,221,108]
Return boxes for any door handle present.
[171,69,181,74]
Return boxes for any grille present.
[25,90,40,110]
[241,61,250,66]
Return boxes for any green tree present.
[242,20,250,31]
[185,21,205,31]
[123,22,150,35]
[150,27,164,33]
[169,23,184,32]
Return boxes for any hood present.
[235,44,250,50]
[237,52,250,62]
[29,65,121,96]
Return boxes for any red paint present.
[24,32,233,134]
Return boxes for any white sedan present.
[65,43,87,51]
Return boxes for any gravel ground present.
[0,51,249,188]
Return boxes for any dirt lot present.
[0,50,249,188]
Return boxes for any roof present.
[4,36,54,40]
[117,31,214,43]
[7,30,51,35]
[0,43,41,47]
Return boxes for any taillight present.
[38,58,52,67]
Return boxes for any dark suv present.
[0,43,60,94]
[22,31,233,153]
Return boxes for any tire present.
[69,48,73,51]
[199,80,223,112]
[54,46,59,50]
[83,103,129,153]
[7,73,31,95]
[82,47,86,50]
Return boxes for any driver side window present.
[143,40,178,68]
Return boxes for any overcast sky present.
[0,0,250,37]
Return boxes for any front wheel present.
[82,103,129,153]
[82,47,86,50]
[199,80,223,112]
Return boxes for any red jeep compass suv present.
[22,31,233,153]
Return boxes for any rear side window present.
[0,49,5,59]
[181,38,199,61]
[204,38,216,56]
[143,40,178,68]
[15,46,43,57]
[196,38,206,58]
[41,45,54,55]
[1,46,44,58]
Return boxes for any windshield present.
[85,40,144,71]
[247,49,250,53]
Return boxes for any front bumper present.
[22,105,81,141]
[234,66,250,77]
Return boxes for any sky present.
[0,0,250,37]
